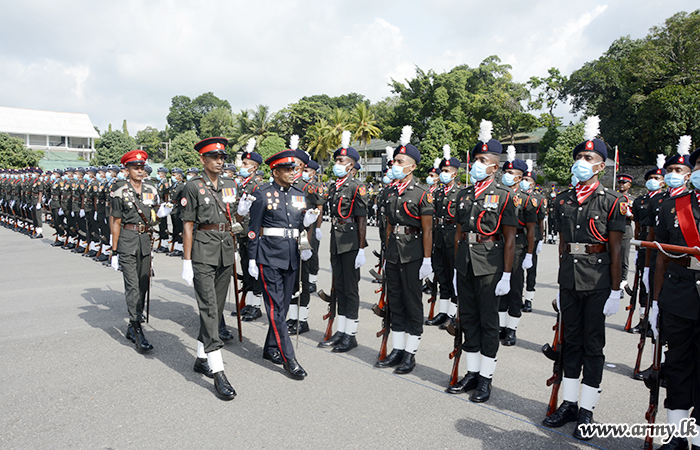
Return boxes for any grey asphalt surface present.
[1,221,662,450]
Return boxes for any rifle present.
[375,250,390,361]
[146,232,154,323]
[319,278,336,341]
[633,284,653,380]
[643,326,663,450]
[231,234,243,342]
[427,275,438,320]
[631,239,700,257]
[624,266,641,331]
[448,304,462,386]
[542,298,563,416]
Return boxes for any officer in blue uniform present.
[247,150,318,380]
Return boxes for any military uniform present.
[524,188,546,310]
[60,170,76,248]
[235,173,263,320]
[168,169,186,256]
[155,168,171,252]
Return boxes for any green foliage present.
[541,123,583,185]
[348,103,381,163]
[256,134,286,177]
[166,92,230,138]
[0,133,41,168]
[122,119,129,136]
[92,130,137,166]
[537,124,561,163]
[233,105,274,151]
[200,107,234,140]
[163,130,200,171]
[135,126,164,162]
[527,68,568,127]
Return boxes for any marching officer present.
[168,168,186,257]
[70,167,88,253]
[446,120,516,402]
[522,161,545,313]
[375,126,433,374]
[616,173,635,294]
[49,169,66,246]
[247,149,318,380]
[93,166,111,262]
[180,137,238,400]
[30,168,45,239]
[318,130,368,353]
[304,159,324,294]
[542,117,625,440]
[155,167,171,253]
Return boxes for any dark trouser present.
[51,207,65,236]
[259,264,296,362]
[500,244,526,317]
[158,215,169,242]
[386,258,423,336]
[120,251,151,323]
[526,241,540,291]
[192,261,233,353]
[292,257,310,307]
[621,222,632,282]
[65,211,78,238]
[171,214,183,244]
[662,310,700,420]
[332,250,360,320]
[635,249,648,308]
[86,210,99,243]
[432,243,456,302]
[458,261,500,358]
[309,224,320,276]
[96,210,110,244]
[238,237,262,296]
[33,205,42,228]
[560,287,608,388]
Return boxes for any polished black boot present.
[288,320,310,335]
[242,306,262,322]
[573,408,594,441]
[502,328,516,346]
[262,349,283,365]
[469,375,492,403]
[657,437,689,450]
[446,371,480,394]
[213,371,236,400]
[499,327,506,340]
[318,331,343,348]
[425,312,449,326]
[522,300,532,313]
[130,321,153,353]
[394,352,416,374]
[194,358,214,378]
[283,358,307,380]
[375,349,405,368]
[332,334,357,353]
[542,401,579,427]
[219,318,234,342]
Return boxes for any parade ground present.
[1,222,661,450]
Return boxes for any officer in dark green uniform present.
[446,120,516,403]
[94,166,112,262]
[522,161,545,313]
[60,168,76,249]
[167,168,186,257]
[83,167,100,256]
[70,168,88,253]
[616,173,635,297]
[49,169,66,246]
[155,167,171,253]
[181,137,238,401]
[375,126,433,374]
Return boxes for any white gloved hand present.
[419,257,433,279]
[111,254,119,271]
[315,227,323,241]
[522,253,534,270]
[79,209,85,218]
[36,203,41,209]
[536,241,543,255]
[301,249,313,261]
[556,292,561,312]
[10,200,15,208]
[303,209,320,227]
[71,210,75,217]
[642,267,650,293]
[354,248,366,269]
[157,203,172,218]
[93,211,98,221]
[58,208,64,216]
[453,270,458,296]
[649,301,659,340]
[237,194,253,216]
[603,290,621,316]
[495,272,511,296]
[248,260,259,280]
[182,259,194,286]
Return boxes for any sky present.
[0,0,696,135]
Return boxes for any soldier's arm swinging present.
[358,215,367,248]
[421,214,432,258]
[454,223,461,259]
[183,221,194,260]
[525,221,535,254]
[608,229,623,292]
[502,224,516,273]
[111,217,121,251]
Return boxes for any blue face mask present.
[117,172,126,180]
[302,172,311,182]
[333,163,349,178]
[571,174,580,186]
[665,172,686,189]
[382,176,392,184]
[501,173,516,187]
[426,175,436,186]
[50,174,56,181]
[95,174,103,182]
[439,172,453,184]
[470,161,493,182]
[645,178,661,191]
[690,171,700,190]
[171,176,177,184]
[571,160,599,182]
[269,176,274,183]
[186,174,194,181]
[239,167,250,178]
[391,164,409,180]
[519,180,532,191]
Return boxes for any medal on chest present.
[484,194,500,210]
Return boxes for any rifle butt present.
[449,354,461,386]
[323,317,334,341]
[546,382,560,416]
[377,332,388,361]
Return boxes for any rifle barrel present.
[631,239,700,256]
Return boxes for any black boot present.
[502,328,516,346]
[573,408,594,441]
[425,312,449,326]
[394,352,416,374]
[283,358,307,380]
[375,349,405,368]
[288,320,310,335]
[242,306,262,321]
[213,371,236,400]
[129,321,153,353]
[318,331,343,348]
[522,300,532,313]
[469,375,492,403]
[219,318,234,342]
[193,358,214,378]
[499,327,506,340]
[332,334,357,353]
[446,371,480,394]
[657,437,690,450]
[542,401,579,427]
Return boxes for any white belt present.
[262,227,299,238]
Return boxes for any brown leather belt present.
[394,226,422,235]
[436,217,455,225]
[565,243,607,254]
[461,232,502,243]
[123,223,150,233]
[332,217,356,225]
[670,256,700,271]
[198,223,232,232]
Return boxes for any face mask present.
[83,174,89,180]
[95,174,103,182]
[50,174,56,181]
[645,179,661,191]
[550,192,556,198]
[665,172,686,189]
[571,174,579,186]
[302,172,311,182]
[439,172,453,184]
[519,180,532,191]
[239,167,250,178]
[383,176,392,184]
[501,173,516,187]
[186,174,194,181]
[269,176,274,183]
[171,176,177,184]
[470,161,494,182]
[690,171,700,190]
[117,172,126,180]
[105,172,113,180]
[426,176,436,186]
[391,164,409,180]
[333,163,349,178]
[571,160,599,182]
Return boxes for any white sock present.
[438,299,449,314]
[480,355,497,379]
[405,334,421,354]
[36,227,42,235]
[506,315,520,331]
[309,274,317,283]
[175,242,183,251]
[524,290,535,302]
[250,294,262,307]
[346,318,359,336]
[288,304,299,321]
[299,306,309,322]
[667,409,689,431]
[336,315,347,334]
[562,377,580,403]
[465,352,481,373]
[207,349,224,373]
[392,331,406,350]
[499,311,507,328]
[447,301,458,318]
[196,341,206,359]
[579,384,601,411]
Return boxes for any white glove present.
[58,208,64,216]
[248,260,259,280]
[111,254,119,271]
[522,253,534,270]
[237,194,253,216]
[495,272,511,296]
[303,209,320,227]
[556,292,561,311]
[603,290,621,316]
[301,249,313,261]
[10,200,15,208]
[536,241,543,255]
[79,209,85,218]
[157,203,172,218]
[315,227,323,241]
[354,248,366,269]
[182,259,194,286]
[93,211,98,221]
[649,301,659,340]
[36,203,41,209]
[453,270,458,296]
[71,210,75,217]
[419,257,433,279]
[642,267,650,293]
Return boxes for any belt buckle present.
[569,243,586,255]
[689,258,700,271]
[284,229,292,238]
[218,223,226,232]
[468,233,478,243]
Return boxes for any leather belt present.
[565,243,607,254]
[332,217,356,225]
[670,256,700,271]
[393,226,422,235]
[262,227,300,238]
[198,223,232,232]
[123,223,150,233]
[461,232,502,243]
[436,217,455,225]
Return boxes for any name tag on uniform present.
[142,192,155,206]
[292,195,305,209]
[221,187,236,203]
[484,194,500,210]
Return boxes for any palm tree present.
[307,118,334,170]
[234,104,273,150]
[347,103,381,173]
[328,108,349,149]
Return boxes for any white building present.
[0,106,99,161]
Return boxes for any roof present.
[500,126,568,145]
[0,106,99,139]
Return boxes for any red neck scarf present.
[576,181,599,204]
[670,186,686,197]
[474,179,493,199]
[335,176,349,190]
[396,179,411,195]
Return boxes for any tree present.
[0,133,41,168]
[306,118,335,165]
[167,95,197,136]
[256,135,286,177]
[541,123,584,184]
[122,119,129,136]
[200,107,234,139]
[92,130,137,166]
[528,68,568,127]
[347,103,381,169]
[135,126,163,161]
[163,130,201,170]
[233,105,274,151]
